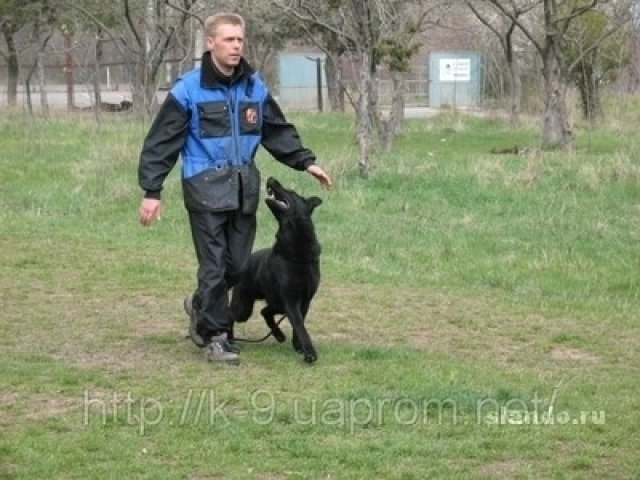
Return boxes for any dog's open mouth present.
[267,185,289,210]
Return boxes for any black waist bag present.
[183,164,260,214]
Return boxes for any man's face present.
[206,23,244,73]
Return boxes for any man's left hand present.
[307,164,332,189]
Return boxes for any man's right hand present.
[138,198,162,226]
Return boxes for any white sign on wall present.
[440,58,471,82]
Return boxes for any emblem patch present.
[245,107,258,125]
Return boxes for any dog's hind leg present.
[261,305,286,343]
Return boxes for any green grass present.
[1,109,639,479]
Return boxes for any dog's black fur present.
[229,177,322,363]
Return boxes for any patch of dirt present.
[311,285,537,366]
[0,391,21,427]
[22,393,78,421]
[4,290,196,375]
[3,284,604,379]
[0,390,78,427]
[550,346,599,363]
[0,462,18,478]
[477,460,523,478]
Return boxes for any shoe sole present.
[204,350,240,365]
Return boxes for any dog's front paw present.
[303,351,318,363]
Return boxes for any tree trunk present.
[381,70,406,151]
[541,49,572,150]
[61,33,73,110]
[356,52,373,177]
[92,37,103,123]
[588,81,601,122]
[508,52,522,127]
[325,50,344,112]
[576,63,602,123]
[38,52,49,116]
[25,69,34,115]
[3,29,19,106]
[24,33,53,115]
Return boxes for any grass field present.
[1,109,639,479]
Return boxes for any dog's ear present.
[307,196,322,213]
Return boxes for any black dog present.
[229,177,322,363]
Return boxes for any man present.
[137,12,332,365]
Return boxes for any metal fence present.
[0,58,433,110]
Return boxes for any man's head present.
[204,13,245,75]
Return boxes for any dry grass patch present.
[0,390,78,427]
[477,460,525,478]
[550,346,599,363]
[311,285,536,364]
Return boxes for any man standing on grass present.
[137,12,332,365]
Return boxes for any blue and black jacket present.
[138,52,316,213]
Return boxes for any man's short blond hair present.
[204,13,245,38]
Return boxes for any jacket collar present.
[200,51,254,88]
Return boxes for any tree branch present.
[567,11,632,73]
[487,0,543,54]
[124,0,143,48]
[465,0,505,47]
[270,0,357,45]
[164,0,204,28]
[61,0,132,58]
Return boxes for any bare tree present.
[0,0,55,106]
[484,0,632,151]
[465,0,537,126]
[278,11,347,112]
[566,8,632,121]
[374,2,437,151]
[270,0,377,176]
[270,0,446,176]
[65,0,198,116]
[23,24,55,115]
[0,8,21,106]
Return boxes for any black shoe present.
[204,334,240,365]
[184,295,205,348]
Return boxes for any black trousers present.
[187,209,256,338]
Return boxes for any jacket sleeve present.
[260,93,316,171]
[138,93,190,199]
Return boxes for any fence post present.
[305,56,323,113]
[64,33,74,109]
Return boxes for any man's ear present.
[307,196,323,213]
